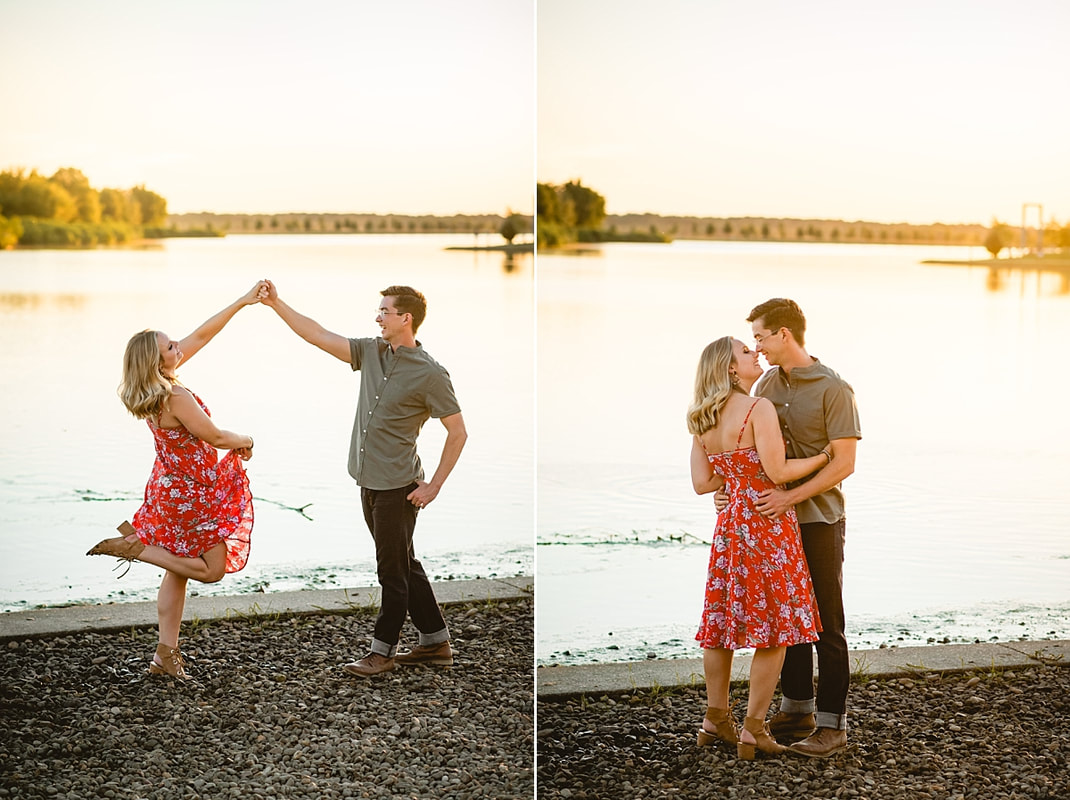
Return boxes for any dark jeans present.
[780,518,849,729]
[361,483,448,657]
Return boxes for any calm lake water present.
[537,241,1070,665]
[0,234,533,611]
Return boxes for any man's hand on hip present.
[407,481,439,510]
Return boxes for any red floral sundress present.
[695,401,821,650]
[130,389,253,573]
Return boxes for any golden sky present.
[539,0,1070,225]
[0,0,534,215]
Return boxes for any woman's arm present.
[690,435,725,495]
[751,399,828,484]
[169,387,254,451]
[178,281,266,364]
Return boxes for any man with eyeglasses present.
[260,281,466,677]
[718,297,861,757]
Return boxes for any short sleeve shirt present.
[754,357,861,525]
[348,337,461,491]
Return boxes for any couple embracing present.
[688,298,862,759]
[88,280,466,680]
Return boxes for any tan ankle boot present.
[697,706,738,747]
[149,643,189,680]
[86,521,146,561]
[737,715,786,759]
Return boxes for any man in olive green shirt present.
[722,297,861,757]
[261,281,467,677]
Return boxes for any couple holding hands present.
[88,280,466,681]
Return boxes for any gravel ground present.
[0,596,533,800]
[537,662,1068,799]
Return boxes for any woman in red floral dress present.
[87,282,265,679]
[687,336,828,759]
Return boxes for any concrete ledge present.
[0,576,533,641]
[536,639,1070,700]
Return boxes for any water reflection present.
[929,260,1070,296]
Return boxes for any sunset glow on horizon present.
[0,0,534,216]
[538,0,1070,226]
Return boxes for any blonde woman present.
[688,336,825,759]
[87,282,264,679]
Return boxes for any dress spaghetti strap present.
[737,399,760,448]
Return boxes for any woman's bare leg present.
[703,648,734,708]
[741,645,786,744]
[122,536,227,583]
[157,571,188,648]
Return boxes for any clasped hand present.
[714,486,790,519]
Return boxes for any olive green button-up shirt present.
[347,337,461,491]
[754,357,861,525]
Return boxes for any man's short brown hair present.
[381,285,427,332]
[747,298,806,346]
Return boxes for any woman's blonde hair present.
[119,330,172,420]
[686,336,736,436]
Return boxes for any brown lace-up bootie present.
[148,643,189,680]
[737,715,786,760]
[86,521,146,561]
[697,706,739,747]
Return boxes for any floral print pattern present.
[130,390,253,573]
[696,446,821,650]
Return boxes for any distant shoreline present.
[446,242,533,253]
[923,255,1070,268]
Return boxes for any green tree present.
[536,183,559,224]
[562,180,605,229]
[131,185,167,226]
[0,169,77,221]
[984,221,1012,258]
[500,212,528,244]
[100,188,135,223]
[51,168,101,223]
[0,213,23,248]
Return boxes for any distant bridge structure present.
[1021,203,1043,255]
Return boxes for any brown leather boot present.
[789,727,848,758]
[697,706,738,747]
[737,716,786,760]
[768,710,816,741]
[342,652,397,677]
[395,641,454,666]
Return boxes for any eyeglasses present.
[376,308,407,317]
[753,327,782,344]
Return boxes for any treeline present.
[606,213,991,246]
[168,211,516,235]
[0,168,167,248]
[590,213,1070,250]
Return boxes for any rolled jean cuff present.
[815,712,847,731]
[781,697,816,715]
[371,638,398,658]
[418,626,450,647]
